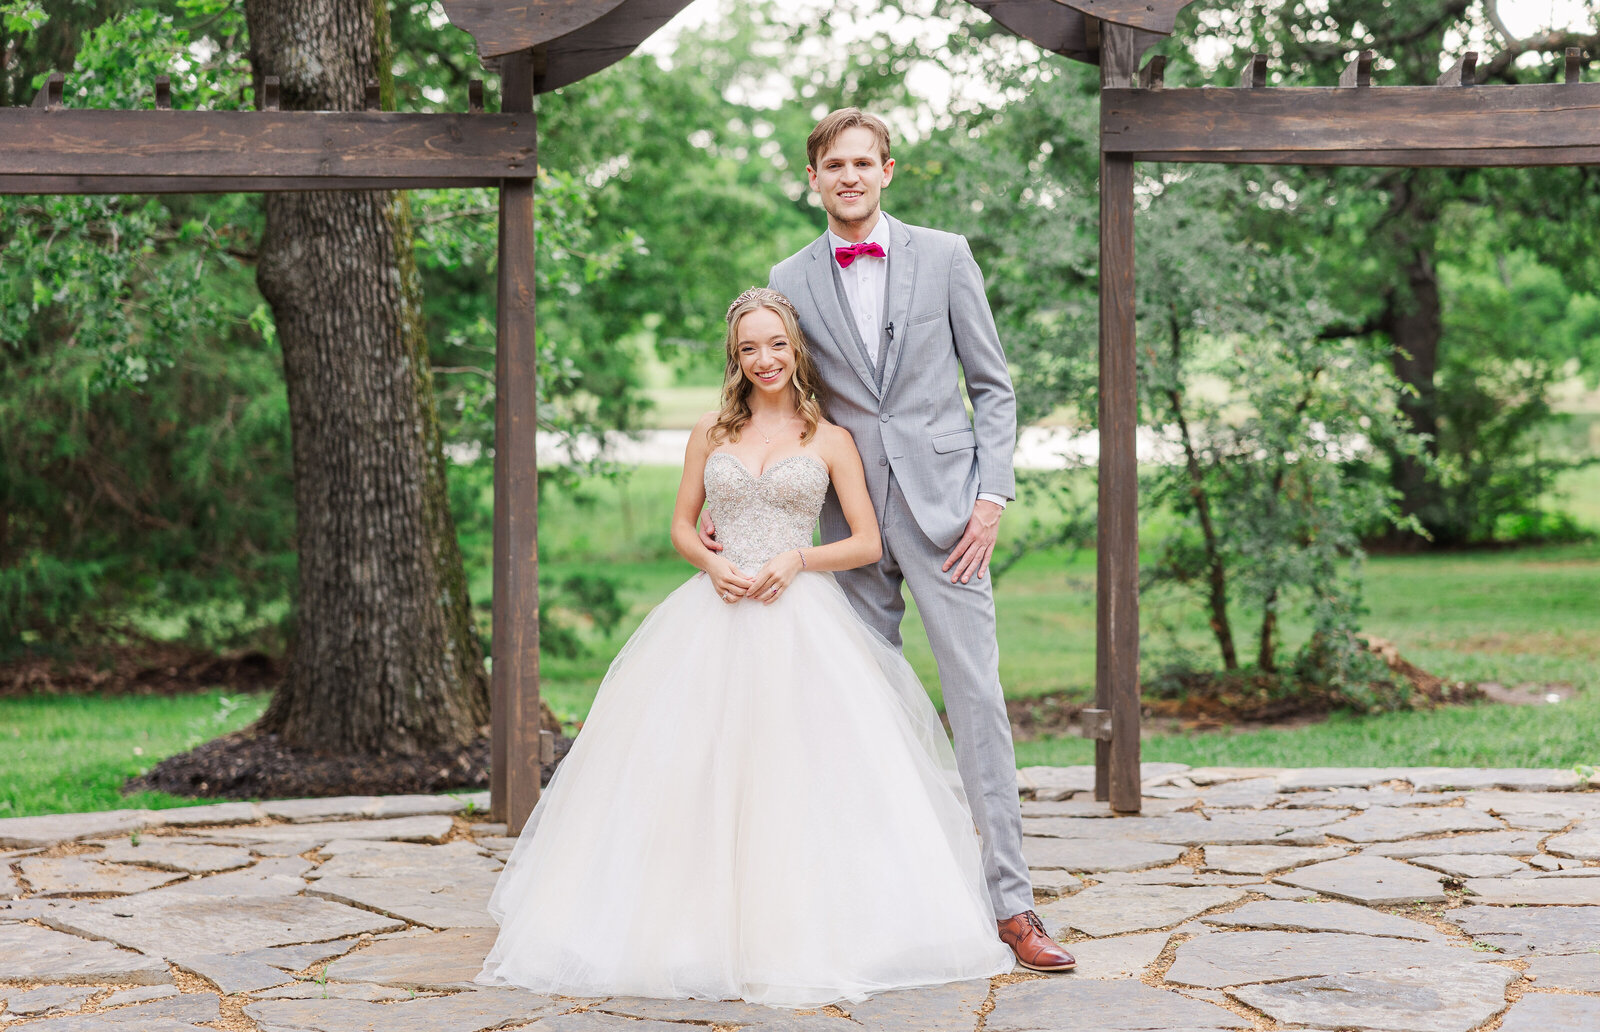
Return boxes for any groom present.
[707,108,1073,972]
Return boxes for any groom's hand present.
[943,499,1003,584]
[697,510,723,552]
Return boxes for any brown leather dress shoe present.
[998,910,1077,972]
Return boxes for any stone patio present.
[1,765,1597,1031]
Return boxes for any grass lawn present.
[0,690,269,820]
[7,464,1596,818]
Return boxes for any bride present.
[475,287,1015,1008]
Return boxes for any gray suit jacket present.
[770,213,1017,550]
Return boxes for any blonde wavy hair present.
[711,288,824,446]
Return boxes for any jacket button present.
[879,456,888,466]
[880,413,891,422]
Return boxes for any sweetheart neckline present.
[706,451,827,481]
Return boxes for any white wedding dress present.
[476,450,1015,1008]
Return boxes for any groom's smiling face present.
[808,126,894,237]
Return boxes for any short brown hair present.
[806,108,892,170]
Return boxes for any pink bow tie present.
[834,241,885,268]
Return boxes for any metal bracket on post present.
[538,729,555,765]
[1080,709,1114,742]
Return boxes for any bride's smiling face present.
[736,307,795,398]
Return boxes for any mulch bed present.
[126,725,572,800]
[0,641,280,698]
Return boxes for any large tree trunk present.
[1376,175,1447,548]
[246,0,488,753]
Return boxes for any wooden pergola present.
[5,0,1590,830]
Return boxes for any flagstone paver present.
[1447,904,1600,955]
[87,838,255,873]
[1,985,97,1016]
[840,977,990,1032]
[0,923,173,984]
[1325,805,1504,841]
[195,814,455,845]
[1497,992,1600,1032]
[1525,952,1600,991]
[176,952,297,993]
[1462,874,1600,904]
[1547,820,1600,859]
[1054,931,1171,979]
[1037,884,1247,937]
[1409,853,1530,879]
[1365,830,1545,858]
[1410,768,1585,792]
[21,993,220,1029]
[1228,963,1518,1032]
[1199,899,1446,939]
[0,809,157,849]
[1200,843,1347,874]
[986,978,1246,1031]
[40,892,405,958]
[1164,930,1498,988]
[1275,854,1451,904]
[18,855,189,895]
[239,938,362,973]
[322,927,496,988]
[244,988,561,1032]
[1020,836,1183,872]
[100,984,182,1008]
[3,775,1597,1032]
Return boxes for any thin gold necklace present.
[750,413,796,445]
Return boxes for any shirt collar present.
[827,211,891,258]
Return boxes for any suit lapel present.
[804,234,881,400]
[877,214,917,398]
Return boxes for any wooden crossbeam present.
[0,109,534,186]
[0,175,499,195]
[1102,81,1600,167]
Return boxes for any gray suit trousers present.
[823,473,1033,919]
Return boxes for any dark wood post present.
[1096,23,1143,814]
[491,47,544,833]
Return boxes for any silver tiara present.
[726,287,798,324]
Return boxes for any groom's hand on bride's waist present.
[698,510,722,552]
[942,499,1003,585]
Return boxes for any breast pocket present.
[931,427,977,453]
[909,307,947,327]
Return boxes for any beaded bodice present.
[704,451,829,572]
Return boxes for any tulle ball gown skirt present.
[475,570,1015,1008]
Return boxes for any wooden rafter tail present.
[964,1,1093,63]
[1239,53,1267,89]
[1568,47,1584,84]
[154,75,172,110]
[468,79,484,114]
[1340,50,1374,88]
[1140,54,1167,90]
[261,76,281,112]
[365,79,381,111]
[442,0,694,90]
[32,72,63,110]
[1061,0,1196,36]
[1437,52,1478,87]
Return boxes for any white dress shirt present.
[826,212,892,368]
[826,212,1006,511]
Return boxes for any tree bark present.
[246,0,488,753]
[1377,175,1446,547]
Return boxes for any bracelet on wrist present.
[797,548,807,569]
